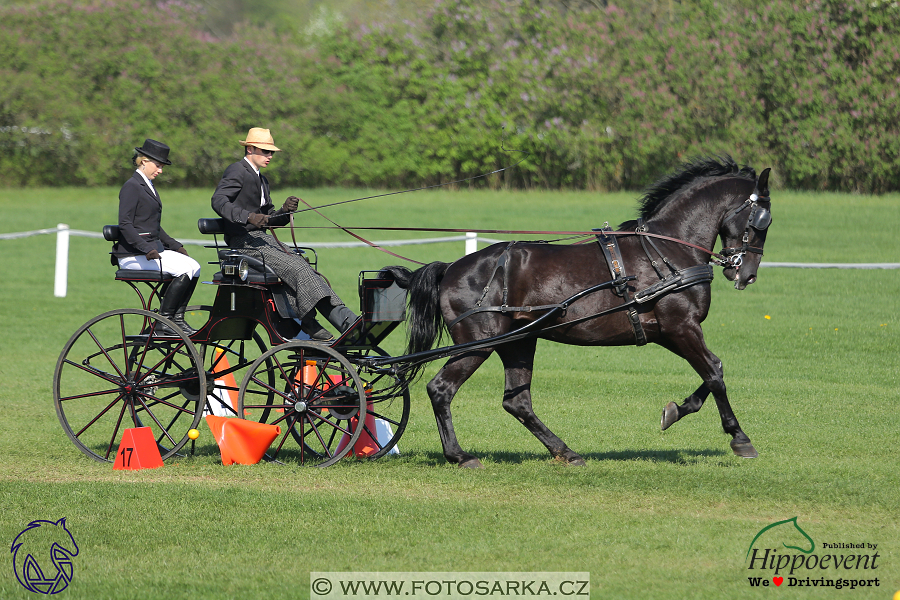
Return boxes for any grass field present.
[0,185,897,599]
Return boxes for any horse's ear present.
[756,168,771,197]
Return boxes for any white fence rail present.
[2,225,898,298]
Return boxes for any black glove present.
[282,196,299,212]
[145,249,161,260]
[247,213,270,228]
[175,246,189,256]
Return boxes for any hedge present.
[1,0,898,192]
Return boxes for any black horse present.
[383,156,772,468]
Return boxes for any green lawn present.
[0,186,897,599]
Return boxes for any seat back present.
[197,218,226,235]
[103,225,119,242]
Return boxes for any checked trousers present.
[227,230,343,318]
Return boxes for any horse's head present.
[719,168,771,289]
[746,516,815,561]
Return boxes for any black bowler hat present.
[134,139,172,165]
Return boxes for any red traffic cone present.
[205,415,281,465]
[113,427,164,470]
[353,403,380,458]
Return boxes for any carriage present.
[53,217,413,467]
[54,157,773,469]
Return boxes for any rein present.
[294,198,428,266]
[270,223,733,266]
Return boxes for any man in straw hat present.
[211,127,359,341]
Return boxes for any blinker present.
[748,205,772,230]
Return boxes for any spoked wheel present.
[350,347,411,460]
[238,341,366,467]
[53,309,205,462]
[186,306,273,419]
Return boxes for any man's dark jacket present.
[211,158,289,243]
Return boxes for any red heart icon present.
[773,577,783,586]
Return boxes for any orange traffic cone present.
[301,360,318,387]
[113,427,164,470]
[205,415,281,465]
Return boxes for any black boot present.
[296,310,334,342]
[317,300,360,334]
[156,274,195,337]
[171,276,199,336]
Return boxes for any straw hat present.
[239,128,281,152]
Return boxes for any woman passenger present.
[111,139,201,335]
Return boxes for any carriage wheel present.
[185,306,273,419]
[238,341,366,467]
[350,347,411,460]
[53,309,205,462]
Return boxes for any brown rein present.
[270,221,729,266]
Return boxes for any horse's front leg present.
[659,330,758,458]
[426,351,491,468]
[708,376,758,458]
[661,382,710,430]
[497,339,585,466]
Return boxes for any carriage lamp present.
[222,258,250,281]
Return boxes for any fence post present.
[54,223,69,298]
[465,232,477,255]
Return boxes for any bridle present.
[719,193,772,270]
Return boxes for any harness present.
[447,242,573,331]
[446,193,771,345]
[595,224,647,345]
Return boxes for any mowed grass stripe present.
[0,187,897,599]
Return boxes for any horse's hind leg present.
[427,350,492,468]
[660,329,758,458]
[497,339,585,466]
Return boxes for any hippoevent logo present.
[745,517,881,591]
[10,518,79,594]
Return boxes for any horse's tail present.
[380,262,450,380]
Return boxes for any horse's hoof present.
[553,452,586,466]
[459,458,484,469]
[731,440,759,458]
[661,401,679,431]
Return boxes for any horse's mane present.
[635,155,756,221]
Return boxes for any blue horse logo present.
[11,518,79,594]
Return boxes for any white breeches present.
[118,250,201,278]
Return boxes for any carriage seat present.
[102,225,174,283]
